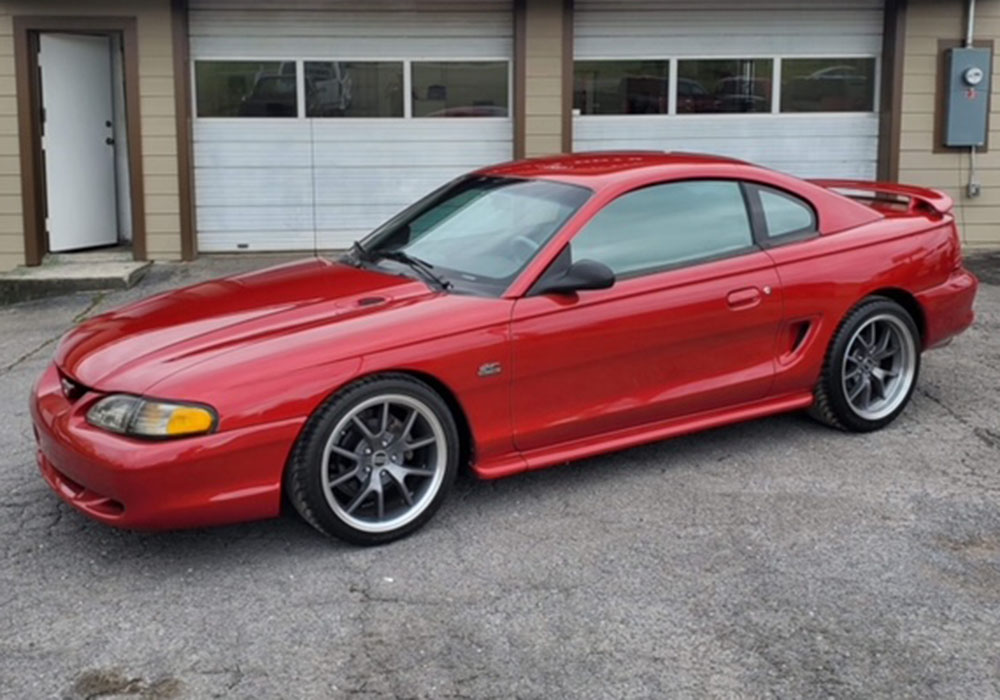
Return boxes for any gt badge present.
[478,362,502,377]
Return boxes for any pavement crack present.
[0,335,59,375]
[0,292,106,376]
[72,292,107,323]
[917,386,971,426]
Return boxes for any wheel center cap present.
[372,451,388,467]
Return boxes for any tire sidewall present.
[289,375,460,545]
[826,299,921,432]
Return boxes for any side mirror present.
[534,259,615,295]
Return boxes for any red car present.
[31,152,978,545]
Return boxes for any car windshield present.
[354,175,592,296]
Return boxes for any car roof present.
[478,151,753,188]
[477,150,886,237]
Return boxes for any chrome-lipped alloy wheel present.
[841,313,917,421]
[321,394,447,534]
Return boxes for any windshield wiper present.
[375,250,452,291]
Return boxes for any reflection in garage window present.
[305,62,403,117]
[676,59,773,113]
[411,62,509,117]
[781,58,876,112]
[574,60,670,115]
[195,61,297,117]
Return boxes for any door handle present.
[105,137,115,145]
[726,287,762,309]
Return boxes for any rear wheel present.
[811,297,920,432]
[286,374,459,545]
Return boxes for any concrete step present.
[45,246,135,264]
[0,259,151,305]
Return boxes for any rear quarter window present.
[751,185,817,243]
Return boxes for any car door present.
[510,179,783,453]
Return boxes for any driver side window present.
[571,180,754,277]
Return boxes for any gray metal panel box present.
[944,47,992,147]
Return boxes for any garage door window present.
[195,61,297,117]
[304,62,404,117]
[780,58,876,112]
[676,59,773,114]
[412,61,509,117]
[571,180,754,277]
[574,60,670,115]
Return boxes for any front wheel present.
[285,374,459,545]
[811,297,921,432]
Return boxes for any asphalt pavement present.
[1,252,999,699]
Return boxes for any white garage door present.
[190,0,513,252]
[573,0,884,179]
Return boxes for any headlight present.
[86,394,217,438]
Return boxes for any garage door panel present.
[195,168,313,206]
[198,231,318,252]
[575,115,880,140]
[190,2,512,59]
[576,4,883,56]
[574,1,883,180]
[195,206,314,233]
[194,121,311,143]
[313,172,460,206]
[308,120,512,143]
[578,35,879,58]
[314,204,403,229]
[190,0,513,252]
[194,141,312,168]
[311,143,509,168]
[191,37,508,60]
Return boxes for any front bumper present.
[30,363,304,530]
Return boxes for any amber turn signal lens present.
[166,406,215,436]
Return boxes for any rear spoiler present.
[809,179,954,215]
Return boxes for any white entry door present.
[38,34,118,252]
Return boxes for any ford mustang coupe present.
[31,152,978,545]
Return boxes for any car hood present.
[55,258,433,393]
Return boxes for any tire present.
[285,374,459,545]
[810,296,921,432]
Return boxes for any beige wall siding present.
[523,0,566,157]
[0,0,181,271]
[0,12,19,271]
[900,0,1000,246]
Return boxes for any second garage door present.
[573,0,884,179]
[190,0,513,252]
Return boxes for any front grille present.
[58,371,88,401]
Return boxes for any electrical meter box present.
[944,47,992,147]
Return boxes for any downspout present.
[966,0,981,197]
